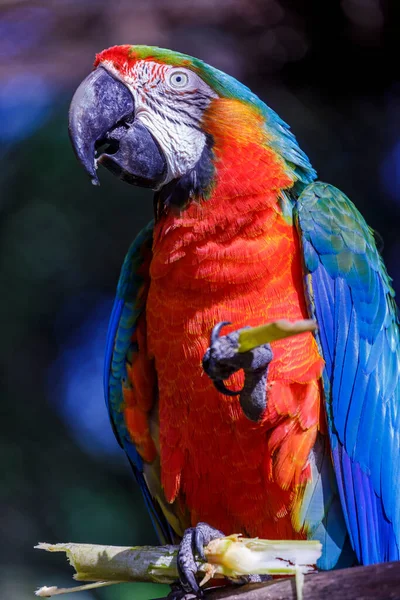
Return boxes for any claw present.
[176,523,225,597]
[168,583,198,600]
[203,321,242,397]
[178,528,200,595]
[211,321,231,345]
[194,522,224,562]
[194,528,207,563]
[211,377,240,397]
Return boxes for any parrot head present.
[69,45,315,209]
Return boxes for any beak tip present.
[68,67,134,189]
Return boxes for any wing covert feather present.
[295,182,400,563]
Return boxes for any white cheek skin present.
[102,61,212,184]
[136,109,206,184]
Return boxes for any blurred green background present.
[1,1,400,599]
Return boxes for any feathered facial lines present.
[104,59,217,130]
[96,59,218,190]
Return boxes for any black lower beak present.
[98,121,167,188]
[69,67,167,188]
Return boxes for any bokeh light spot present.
[0,73,55,146]
[48,293,123,460]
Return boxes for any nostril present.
[123,113,135,126]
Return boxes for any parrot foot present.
[167,584,199,600]
[173,522,225,597]
[202,321,273,421]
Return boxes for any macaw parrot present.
[69,45,400,592]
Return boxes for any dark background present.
[1,1,399,598]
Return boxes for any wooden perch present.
[198,561,400,600]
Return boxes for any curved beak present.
[68,67,167,188]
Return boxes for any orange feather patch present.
[144,97,325,539]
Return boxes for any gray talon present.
[168,583,199,600]
[194,522,224,562]
[176,523,225,597]
[203,321,273,422]
[178,527,199,595]
[203,323,242,396]
[211,376,240,397]
[211,321,231,344]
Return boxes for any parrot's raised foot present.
[202,321,273,421]
[175,522,225,597]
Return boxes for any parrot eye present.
[168,70,190,89]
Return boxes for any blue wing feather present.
[104,221,153,459]
[295,182,400,564]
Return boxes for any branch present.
[237,319,317,353]
[34,539,400,600]
[35,536,321,598]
